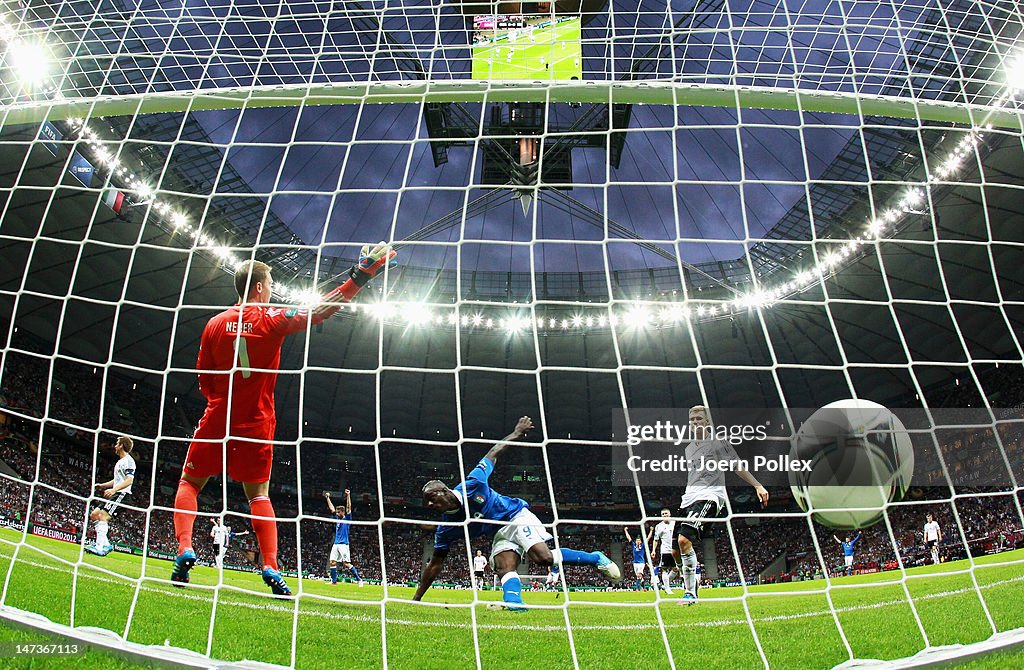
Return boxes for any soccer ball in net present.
[789,399,914,530]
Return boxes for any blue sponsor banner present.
[39,121,62,156]
[68,150,94,187]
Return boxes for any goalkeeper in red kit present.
[171,242,396,595]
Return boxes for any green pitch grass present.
[0,528,1021,670]
[472,19,582,80]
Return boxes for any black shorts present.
[660,553,676,569]
[474,570,484,578]
[678,497,724,542]
[926,539,938,550]
[102,492,129,516]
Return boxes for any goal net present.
[1,0,1023,668]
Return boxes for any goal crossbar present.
[3,81,1021,130]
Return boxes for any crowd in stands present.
[1,344,1023,589]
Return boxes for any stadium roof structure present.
[3,0,1019,278]
[2,0,1024,442]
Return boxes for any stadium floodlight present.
[626,303,651,327]
[404,302,433,326]
[293,289,321,306]
[504,315,529,334]
[1005,54,1024,92]
[6,38,51,86]
[133,182,154,199]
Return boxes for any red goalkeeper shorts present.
[184,420,275,483]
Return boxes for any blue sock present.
[329,567,337,583]
[350,566,361,581]
[501,573,523,605]
[552,548,600,566]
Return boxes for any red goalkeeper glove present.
[323,242,397,303]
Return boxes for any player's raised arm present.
[344,489,352,516]
[624,526,633,543]
[321,242,397,307]
[413,547,449,601]
[833,534,841,544]
[324,491,336,515]
[484,416,534,466]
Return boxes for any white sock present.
[681,549,697,594]
[662,570,672,590]
[95,521,109,546]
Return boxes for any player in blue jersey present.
[624,526,652,590]
[834,532,861,576]
[325,490,363,586]
[413,416,622,611]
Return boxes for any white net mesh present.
[2,0,1024,668]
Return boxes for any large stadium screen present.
[471,14,582,80]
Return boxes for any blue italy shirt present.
[433,457,528,550]
[334,511,352,545]
[632,543,646,563]
[841,534,860,557]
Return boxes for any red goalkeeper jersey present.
[195,304,325,434]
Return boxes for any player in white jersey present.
[473,549,488,589]
[676,406,769,605]
[651,508,676,594]
[923,513,942,564]
[211,517,250,569]
[86,436,136,557]
[544,564,560,590]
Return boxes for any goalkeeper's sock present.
[248,495,279,571]
[350,565,361,581]
[500,572,523,605]
[681,549,697,593]
[551,548,600,566]
[173,479,200,554]
[329,567,338,584]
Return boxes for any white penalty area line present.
[2,551,1023,634]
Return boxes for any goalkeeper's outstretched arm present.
[320,241,397,308]
[413,548,449,601]
[483,416,534,467]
